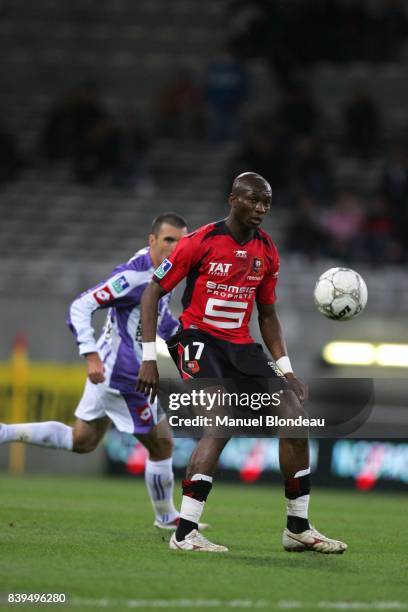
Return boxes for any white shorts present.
[75,379,161,434]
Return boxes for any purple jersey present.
[67,247,179,395]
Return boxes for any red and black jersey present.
[153,220,279,343]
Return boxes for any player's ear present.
[148,233,156,247]
[228,193,236,208]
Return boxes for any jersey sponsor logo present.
[234,249,247,259]
[154,258,172,279]
[252,257,264,273]
[203,297,248,329]
[93,285,114,304]
[112,275,130,294]
[206,281,256,300]
[208,262,232,276]
[247,275,263,281]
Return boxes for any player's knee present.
[149,435,173,461]
[72,433,99,454]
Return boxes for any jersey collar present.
[221,219,260,246]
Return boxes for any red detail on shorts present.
[93,284,114,305]
[186,360,200,373]
[136,404,153,423]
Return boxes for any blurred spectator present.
[382,145,408,208]
[228,0,268,59]
[228,0,408,68]
[113,111,154,192]
[381,145,408,259]
[321,190,365,260]
[286,195,328,259]
[41,90,77,160]
[376,0,408,61]
[290,136,333,206]
[74,116,122,184]
[343,89,381,158]
[275,84,319,138]
[236,130,290,187]
[0,123,23,184]
[205,47,248,141]
[339,0,367,61]
[155,69,204,139]
[362,195,398,264]
[41,81,109,160]
[226,123,293,206]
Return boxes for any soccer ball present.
[313,267,368,320]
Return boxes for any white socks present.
[179,473,213,525]
[286,494,310,519]
[286,467,311,520]
[0,422,73,451]
[145,457,178,524]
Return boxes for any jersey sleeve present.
[153,232,201,292]
[67,266,152,355]
[256,246,280,305]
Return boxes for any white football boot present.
[169,529,228,552]
[283,525,347,554]
[154,517,209,531]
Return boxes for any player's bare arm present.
[136,280,167,401]
[85,351,105,384]
[257,302,307,402]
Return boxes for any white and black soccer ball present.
[313,267,368,320]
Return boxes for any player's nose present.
[255,202,268,214]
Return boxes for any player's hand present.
[284,373,308,404]
[137,361,159,403]
[85,352,105,384]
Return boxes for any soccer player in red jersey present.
[137,172,347,554]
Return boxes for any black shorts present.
[165,329,290,437]
[167,328,287,390]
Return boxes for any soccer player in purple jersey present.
[0,213,207,531]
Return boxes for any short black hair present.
[151,212,187,236]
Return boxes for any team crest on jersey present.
[154,258,172,279]
[137,405,153,423]
[252,257,264,273]
[93,285,114,304]
[234,249,247,259]
[112,275,130,294]
[186,360,200,374]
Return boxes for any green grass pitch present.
[0,475,407,611]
